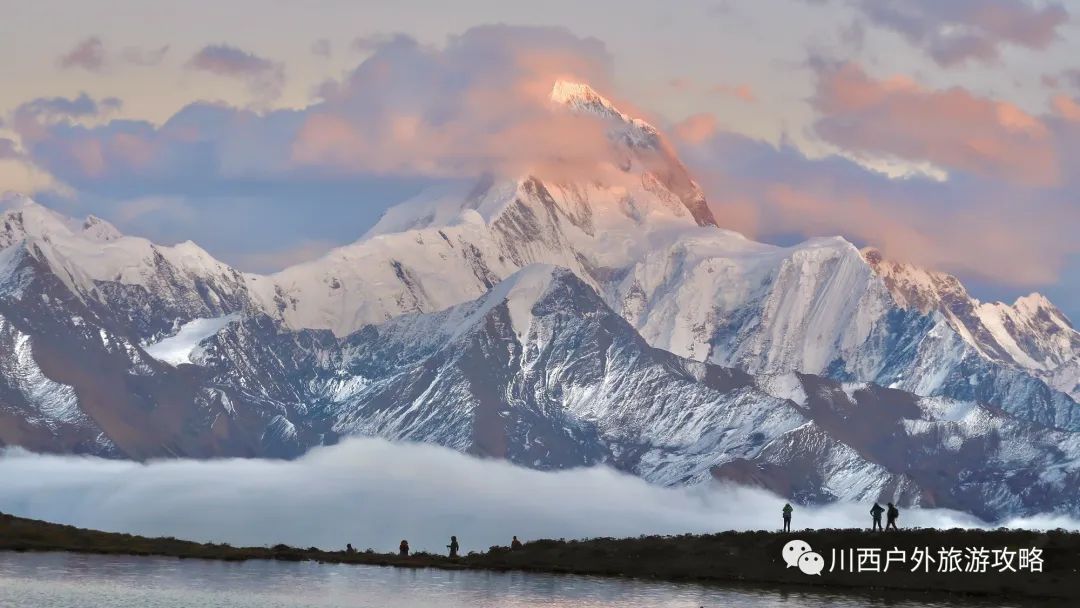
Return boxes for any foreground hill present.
[2,511,1077,600]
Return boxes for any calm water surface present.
[0,552,1037,607]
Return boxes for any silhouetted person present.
[782,503,793,532]
[870,503,884,531]
[346,543,356,554]
[447,535,459,558]
[399,540,409,557]
[886,502,899,530]
[511,536,523,550]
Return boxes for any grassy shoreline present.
[3,511,1078,600]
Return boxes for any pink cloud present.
[667,78,756,103]
[759,184,1071,285]
[673,113,719,145]
[812,62,1058,186]
[17,26,621,187]
[708,83,757,103]
[852,0,1068,66]
[674,110,1080,288]
[1052,95,1080,122]
[292,26,618,181]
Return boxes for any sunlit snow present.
[144,314,240,365]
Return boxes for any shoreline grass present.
[2,512,1078,600]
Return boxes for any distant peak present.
[1,191,39,211]
[82,215,123,241]
[0,193,73,226]
[549,80,652,131]
[549,80,607,106]
[1012,292,1064,320]
[1014,292,1052,308]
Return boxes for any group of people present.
[386,535,524,558]
[781,501,900,531]
[870,502,900,531]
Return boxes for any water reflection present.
[0,552,1041,607]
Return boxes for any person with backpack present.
[781,503,793,532]
[886,503,900,530]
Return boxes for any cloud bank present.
[1,438,1069,555]
[16,25,615,194]
[812,0,1070,66]
[812,61,1057,186]
[5,25,619,262]
[673,59,1080,289]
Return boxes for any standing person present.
[399,540,410,557]
[886,503,899,530]
[511,536,523,550]
[782,503,793,532]
[870,503,884,531]
[447,535,459,558]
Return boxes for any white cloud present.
[3,438,1065,555]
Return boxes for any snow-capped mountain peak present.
[1,195,82,247]
[1012,292,1073,327]
[547,80,715,228]
[81,215,122,242]
[860,246,964,314]
[550,80,654,128]
[862,247,1079,399]
[2,196,123,247]
[364,175,524,237]
[550,79,663,151]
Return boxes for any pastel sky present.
[1,0,1078,319]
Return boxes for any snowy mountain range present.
[1,81,1078,521]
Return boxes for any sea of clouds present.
[0,438,1074,554]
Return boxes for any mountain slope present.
[2,236,1078,520]
[0,193,254,340]
[864,248,1080,399]
[202,265,1080,520]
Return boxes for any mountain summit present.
[549,79,717,227]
